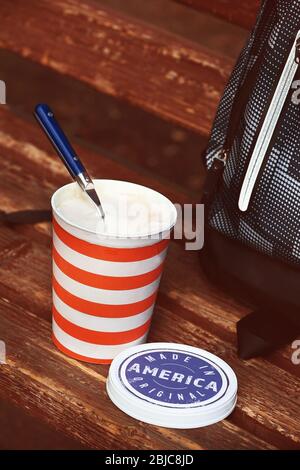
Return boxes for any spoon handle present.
[34,103,85,178]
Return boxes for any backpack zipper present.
[202,149,228,206]
[202,0,274,208]
[238,30,300,212]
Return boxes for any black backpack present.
[202,0,300,358]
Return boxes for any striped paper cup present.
[51,180,177,364]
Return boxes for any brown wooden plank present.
[0,398,87,449]
[0,0,234,135]
[175,0,260,30]
[0,50,207,196]
[94,0,247,59]
[0,107,299,449]
[0,107,193,207]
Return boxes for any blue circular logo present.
[119,348,229,408]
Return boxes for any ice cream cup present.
[51,179,177,364]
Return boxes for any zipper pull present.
[202,149,228,205]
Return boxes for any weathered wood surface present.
[0,0,234,135]
[0,49,207,195]
[0,398,87,450]
[93,0,247,59]
[0,107,299,449]
[175,0,260,30]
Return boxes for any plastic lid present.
[106,342,238,429]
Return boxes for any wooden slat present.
[0,106,299,449]
[0,398,87,449]
[0,48,208,194]
[175,0,260,30]
[86,0,247,59]
[0,0,234,135]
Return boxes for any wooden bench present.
[0,0,299,450]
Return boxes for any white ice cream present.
[53,179,177,238]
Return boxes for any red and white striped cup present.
[51,180,177,364]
